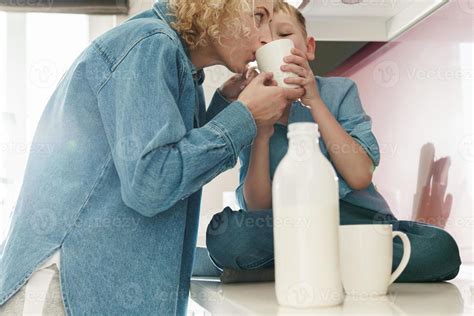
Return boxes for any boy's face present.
[270,11,315,61]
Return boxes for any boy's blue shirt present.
[209,76,393,216]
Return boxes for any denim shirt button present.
[192,69,205,85]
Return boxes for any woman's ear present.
[306,36,316,61]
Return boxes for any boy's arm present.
[242,128,274,211]
[309,99,374,191]
[282,48,375,191]
[307,81,375,191]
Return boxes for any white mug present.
[255,38,299,88]
[339,224,411,296]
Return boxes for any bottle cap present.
[288,122,320,138]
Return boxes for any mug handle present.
[388,231,411,285]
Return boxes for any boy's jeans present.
[194,200,461,283]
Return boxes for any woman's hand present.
[219,66,259,101]
[238,72,305,129]
[281,48,321,107]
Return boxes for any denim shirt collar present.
[153,0,205,85]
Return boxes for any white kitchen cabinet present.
[297,0,449,41]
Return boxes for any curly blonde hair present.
[168,0,280,49]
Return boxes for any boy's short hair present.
[274,1,308,37]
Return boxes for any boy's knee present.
[395,221,461,282]
[206,207,243,241]
[414,222,460,264]
[205,207,274,270]
[434,227,461,280]
[206,207,272,242]
[205,207,246,267]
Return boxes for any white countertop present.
[189,263,473,315]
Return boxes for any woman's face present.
[216,0,274,73]
[269,11,315,62]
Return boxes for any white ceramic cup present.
[255,38,299,88]
[339,224,411,296]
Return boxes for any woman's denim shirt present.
[0,1,256,315]
[210,77,394,216]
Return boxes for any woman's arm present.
[242,127,274,210]
[97,34,258,217]
[206,68,260,123]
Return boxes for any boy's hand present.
[281,48,321,106]
[238,72,305,129]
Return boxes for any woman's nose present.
[258,24,273,46]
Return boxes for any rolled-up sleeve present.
[235,145,252,211]
[337,80,380,167]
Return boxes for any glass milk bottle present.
[272,122,343,308]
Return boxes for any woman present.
[204,2,461,283]
[0,0,305,314]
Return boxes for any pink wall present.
[329,1,473,261]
